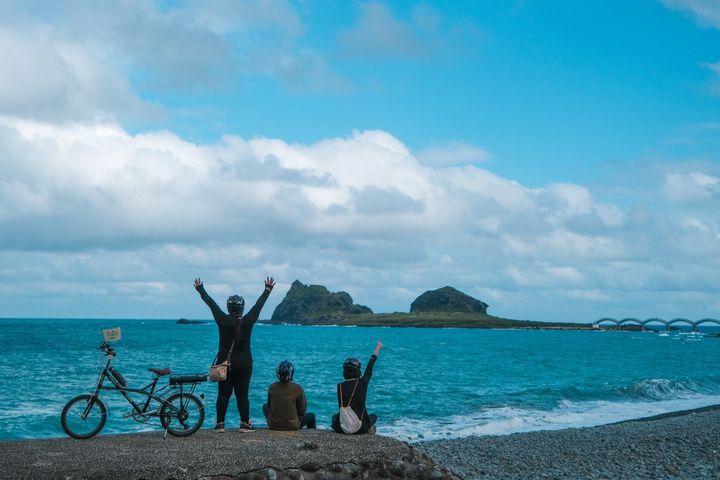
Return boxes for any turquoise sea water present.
[1,319,719,442]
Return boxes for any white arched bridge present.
[594,317,720,332]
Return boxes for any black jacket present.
[333,354,377,433]
[196,284,271,371]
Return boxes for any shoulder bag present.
[209,338,235,382]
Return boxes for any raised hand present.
[264,276,276,291]
[373,339,383,356]
[193,278,203,288]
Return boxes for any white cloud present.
[681,216,710,231]
[707,62,720,75]
[338,2,433,59]
[1,117,718,321]
[0,0,343,122]
[664,171,720,201]
[416,141,491,166]
[0,26,158,122]
[662,0,720,29]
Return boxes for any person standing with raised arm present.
[194,276,275,432]
[332,339,383,435]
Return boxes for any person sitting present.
[332,340,383,435]
[263,360,316,430]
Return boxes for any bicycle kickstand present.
[163,425,168,440]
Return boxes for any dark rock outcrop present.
[0,429,461,480]
[410,286,488,314]
[270,280,372,324]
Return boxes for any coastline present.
[416,404,720,480]
[2,406,718,479]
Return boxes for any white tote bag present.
[338,380,363,434]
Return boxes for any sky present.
[0,0,719,322]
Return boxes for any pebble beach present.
[416,405,720,480]
[1,406,718,479]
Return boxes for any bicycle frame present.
[87,348,200,420]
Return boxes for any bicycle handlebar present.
[100,343,116,356]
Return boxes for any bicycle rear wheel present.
[61,394,107,439]
[160,392,204,437]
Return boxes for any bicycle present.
[61,342,207,439]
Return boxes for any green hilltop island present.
[264,280,593,329]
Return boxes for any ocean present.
[1,318,719,442]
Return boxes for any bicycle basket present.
[169,374,207,385]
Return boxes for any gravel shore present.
[415,405,720,480]
[2,406,718,479]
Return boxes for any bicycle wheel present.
[160,392,204,437]
[61,394,107,439]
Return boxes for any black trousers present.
[262,403,316,429]
[216,364,252,423]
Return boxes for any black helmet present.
[276,360,294,383]
[227,295,245,314]
[343,357,361,379]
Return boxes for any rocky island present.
[267,280,373,325]
[266,281,593,329]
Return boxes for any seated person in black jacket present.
[332,340,383,434]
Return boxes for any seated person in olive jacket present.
[263,360,316,430]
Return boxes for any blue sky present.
[0,0,719,322]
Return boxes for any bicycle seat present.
[148,367,171,376]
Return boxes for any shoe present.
[240,420,254,430]
[368,425,376,434]
[214,422,225,433]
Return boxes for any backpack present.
[338,380,363,434]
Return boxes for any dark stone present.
[287,471,303,480]
[270,280,373,324]
[410,286,488,314]
[301,463,321,473]
[389,460,406,477]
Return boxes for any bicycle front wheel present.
[160,392,204,437]
[61,394,107,439]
